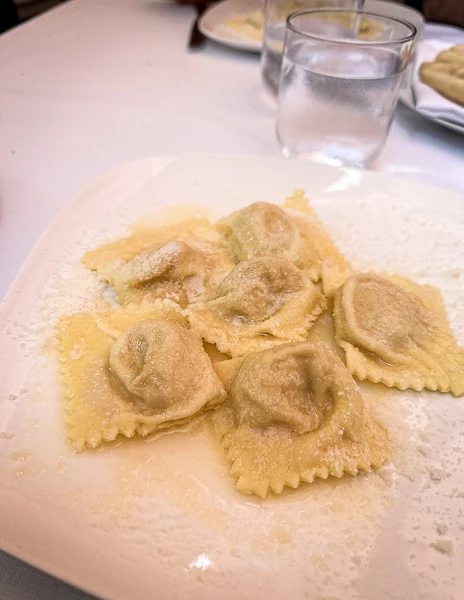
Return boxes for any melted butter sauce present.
[203,342,230,363]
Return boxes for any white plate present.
[399,23,464,135]
[199,0,264,53]
[199,0,424,54]
[1,154,464,600]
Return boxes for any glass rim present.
[286,8,417,46]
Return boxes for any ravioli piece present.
[320,261,353,298]
[283,190,351,293]
[213,356,246,392]
[82,215,217,271]
[57,317,226,451]
[83,214,233,307]
[334,273,464,396]
[96,239,233,307]
[188,257,325,357]
[218,201,321,279]
[212,342,389,498]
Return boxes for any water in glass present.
[276,43,403,167]
[261,0,364,96]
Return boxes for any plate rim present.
[398,93,464,135]
[198,0,426,55]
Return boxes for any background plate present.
[1,154,464,600]
[199,0,263,53]
[399,23,464,135]
[199,0,424,54]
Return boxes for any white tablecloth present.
[0,1,463,598]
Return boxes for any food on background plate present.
[434,45,464,64]
[420,44,464,107]
[226,8,264,42]
[56,191,464,497]
[225,4,382,42]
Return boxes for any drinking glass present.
[276,9,416,168]
[261,0,365,96]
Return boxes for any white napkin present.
[412,39,464,126]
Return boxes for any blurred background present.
[1,1,463,36]
[1,1,62,33]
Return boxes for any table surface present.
[0,1,463,598]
